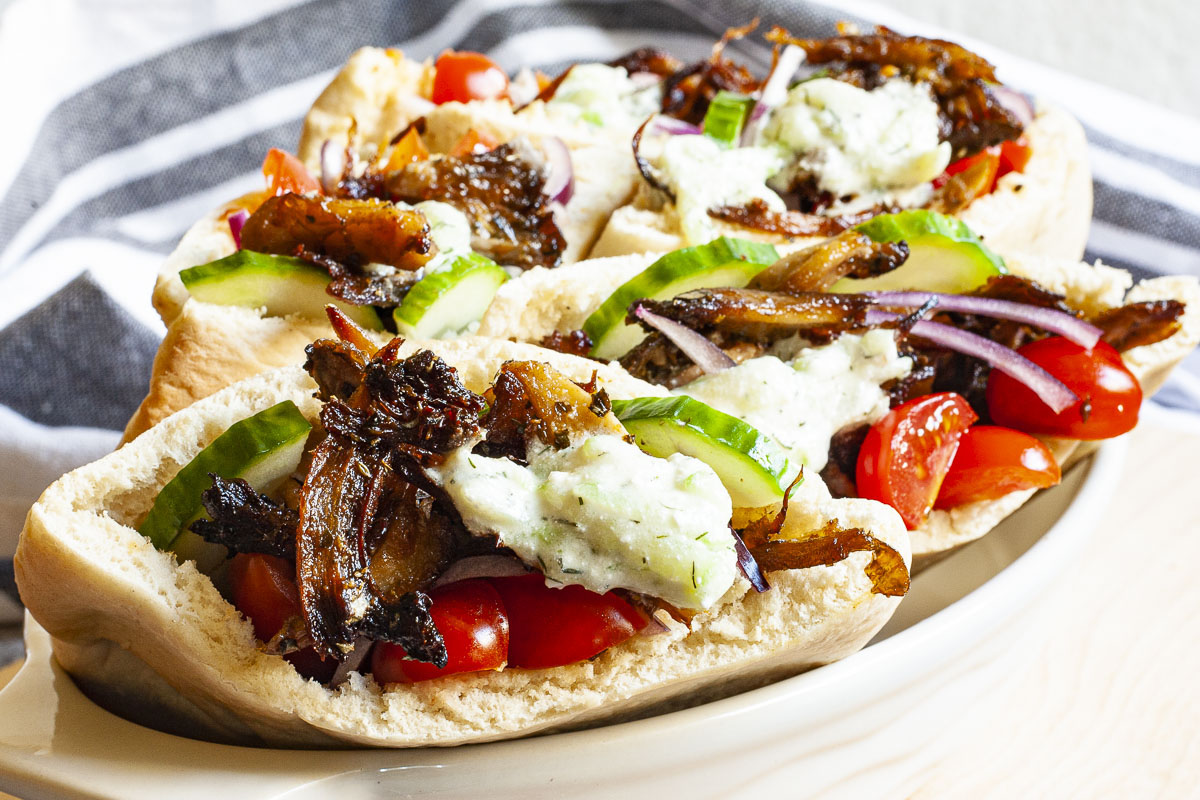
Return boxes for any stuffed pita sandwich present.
[17,326,910,747]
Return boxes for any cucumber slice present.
[138,401,312,553]
[180,250,385,330]
[832,209,1007,294]
[394,253,509,339]
[703,91,754,146]
[584,237,780,360]
[612,395,790,508]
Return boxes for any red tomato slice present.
[995,138,1032,180]
[261,148,320,196]
[371,579,509,684]
[856,392,978,529]
[227,553,333,681]
[934,426,1061,509]
[933,147,1000,191]
[431,51,508,104]
[986,337,1142,439]
[488,574,647,670]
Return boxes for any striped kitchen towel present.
[1,0,1198,622]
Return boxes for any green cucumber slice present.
[612,395,790,508]
[180,250,385,330]
[393,253,509,339]
[138,401,312,553]
[703,91,754,146]
[832,209,1007,294]
[584,237,780,360]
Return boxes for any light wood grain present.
[913,416,1200,799]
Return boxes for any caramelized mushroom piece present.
[749,231,909,294]
[240,193,435,272]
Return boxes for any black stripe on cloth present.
[0,0,449,256]
[0,273,159,430]
[38,120,301,252]
[1092,182,1200,253]
[1085,127,1200,189]
[0,560,15,606]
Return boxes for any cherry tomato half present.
[856,392,978,529]
[227,553,333,681]
[261,148,320,196]
[371,579,509,684]
[995,138,1032,180]
[431,51,508,104]
[986,337,1142,439]
[934,426,1060,509]
[488,574,647,669]
[933,148,1000,191]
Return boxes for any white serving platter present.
[0,440,1126,800]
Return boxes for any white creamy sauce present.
[656,135,787,246]
[545,63,662,131]
[678,330,912,475]
[428,435,737,609]
[763,77,951,210]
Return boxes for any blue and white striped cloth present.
[1,0,1198,624]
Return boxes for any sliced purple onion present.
[732,531,769,593]
[867,291,1102,349]
[741,44,805,146]
[869,308,1078,413]
[431,554,529,589]
[647,115,702,137]
[634,304,735,373]
[319,139,343,195]
[541,136,575,205]
[329,636,374,686]
[227,209,249,249]
[990,85,1035,127]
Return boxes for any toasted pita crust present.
[17,348,908,748]
[588,104,1091,262]
[296,47,435,170]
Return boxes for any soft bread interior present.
[17,356,908,748]
[588,104,1091,263]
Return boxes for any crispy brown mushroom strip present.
[738,484,909,598]
[241,193,435,272]
[749,231,910,294]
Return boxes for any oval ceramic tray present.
[0,440,1125,800]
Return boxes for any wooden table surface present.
[0,412,1196,799]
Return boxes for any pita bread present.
[17,344,908,748]
[589,104,1091,262]
[479,250,1200,558]
[295,48,640,265]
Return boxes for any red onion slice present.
[733,531,769,593]
[741,44,805,146]
[330,636,374,686]
[431,554,529,589]
[541,136,575,205]
[868,309,1078,413]
[634,304,736,373]
[648,115,703,137]
[319,139,344,195]
[990,85,1035,127]
[227,209,248,249]
[867,291,1102,349]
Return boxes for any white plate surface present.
[0,440,1126,800]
